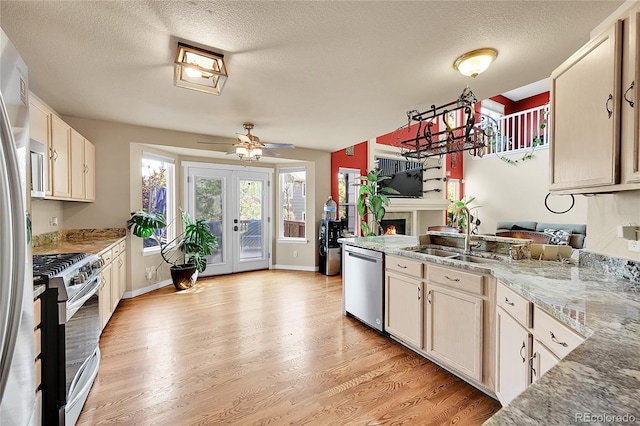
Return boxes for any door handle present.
[233,226,238,231]
[624,81,634,108]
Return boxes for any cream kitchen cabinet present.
[98,238,126,331]
[99,261,113,330]
[70,130,95,201]
[495,282,533,405]
[50,115,72,199]
[385,255,423,349]
[621,5,640,183]
[550,3,640,193]
[495,281,585,405]
[425,265,486,383]
[28,92,96,202]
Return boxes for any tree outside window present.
[280,168,306,239]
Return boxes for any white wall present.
[463,148,588,234]
[32,199,64,235]
[587,191,640,261]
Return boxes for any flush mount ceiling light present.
[174,42,228,95]
[453,48,498,78]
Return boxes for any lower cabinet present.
[385,271,423,348]
[385,259,491,391]
[531,338,559,384]
[98,238,127,331]
[495,281,585,405]
[99,262,113,330]
[495,306,531,404]
[425,282,484,382]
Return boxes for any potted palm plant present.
[127,209,218,290]
[357,170,400,236]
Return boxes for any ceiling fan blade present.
[261,148,281,157]
[237,134,251,143]
[262,143,295,149]
[225,149,236,155]
[198,141,231,146]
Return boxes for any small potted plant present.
[127,209,218,290]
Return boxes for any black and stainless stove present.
[35,252,103,426]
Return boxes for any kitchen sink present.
[453,254,499,264]
[412,248,460,258]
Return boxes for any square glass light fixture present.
[174,42,228,95]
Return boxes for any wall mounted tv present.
[379,167,423,198]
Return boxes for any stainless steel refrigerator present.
[0,27,37,425]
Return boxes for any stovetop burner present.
[33,252,87,281]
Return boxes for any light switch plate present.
[629,240,640,252]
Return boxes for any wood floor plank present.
[77,270,500,425]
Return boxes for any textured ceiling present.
[0,1,624,156]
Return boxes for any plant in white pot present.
[127,209,218,290]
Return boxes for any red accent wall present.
[489,95,516,115]
[514,92,549,111]
[330,140,368,219]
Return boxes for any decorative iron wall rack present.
[395,87,488,162]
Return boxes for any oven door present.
[64,277,101,426]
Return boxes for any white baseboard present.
[273,264,318,272]
[123,279,172,299]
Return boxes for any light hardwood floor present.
[78,270,501,425]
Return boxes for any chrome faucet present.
[455,205,472,253]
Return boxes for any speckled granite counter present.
[33,228,126,256]
[340,235,640,424]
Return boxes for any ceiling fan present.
[198,123,294,161]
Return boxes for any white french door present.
[184,163,271,276]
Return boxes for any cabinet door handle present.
[397,264,407,269]
[444,275,460,282]
[504,297,515,307]
[427,290,432,304]
[519,340,526,362]
[48,147,54,160]
[606,93,613,118]
[53,149,58,161]
[417,287,421,300]
[624,81,635,108]
[529,352,537,377]
[550,331,568,347]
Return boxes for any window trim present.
[141,153,175,253]
[279,166,307,241]
[338,167,360,235]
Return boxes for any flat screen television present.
[379,167,423,198]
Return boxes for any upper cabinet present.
[622,6,640,183]
[70,129,95,201]
[50,115,72,199]
[550,4,640,193]
[28,94,95,202]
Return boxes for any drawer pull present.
[427,290,432,305]
[624,81,634,108]
[417,287,421,300]
[550,331,568,347]
[444,275,460,282]
[529,353,537,377]
[397,264,407,269]
[519,340,526,362]
[504,297,515,306]
[606,93,613,119]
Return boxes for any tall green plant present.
[447,197,481,234]
[356,170,399,236]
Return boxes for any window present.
[141,153,175,250]
[280,167,306,239]
[338,168,360,235]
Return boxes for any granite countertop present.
[33,228,126,256]
[34,284,45,299]
[340,235,640,424]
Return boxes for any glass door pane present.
[238,179,263,260]
[194,175,224,265]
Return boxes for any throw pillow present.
[543,228,571,245]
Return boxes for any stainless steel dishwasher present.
[342,245,384,332]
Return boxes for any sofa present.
[495,221,586,249]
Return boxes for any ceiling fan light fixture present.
[235,146,248,158]
[175,42,228,95]
[453,48,498,78]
